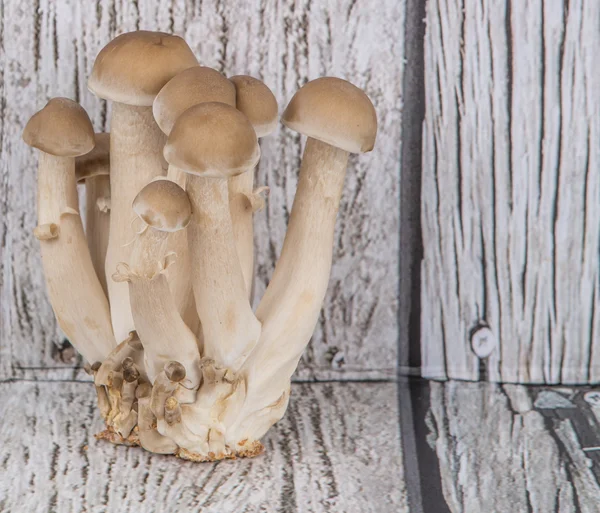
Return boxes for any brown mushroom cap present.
[164,102,260,179]
[153,67,236,135]
[133,179,192,232]
[76,133,110,182]
[281,77,377,153]
[23,98,95,157]
[230,75,278,138]
[88,31,198,106]
[164,361,186,382]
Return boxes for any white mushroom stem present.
[113,228,202,388]
[229,387,290,445]
[35,152,115,363]
[243,139,348,404]
[186,176,262,370]
[166,165,187,187]
[105,103,166,343]
[164,165,200,334]
[84,175,110,295]
[228,169,255,297]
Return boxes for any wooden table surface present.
[0,381,407,513]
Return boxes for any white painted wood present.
[429,381,600,512]
[0,381,408,513]
[0,0,404,380]
[421,0,600,384]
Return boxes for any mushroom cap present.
[230,75,278,138]
[133,179,192,232]
[153,67,236,135]
[76,133,110,182]
[88,31,198,106]
[164,102,260,179]
[23,98,95,157]
[281,77,377,153]
[164,361,186,382]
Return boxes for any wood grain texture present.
[421,0,600,383]
[0,381,407,513]
[0,0,404,381]
[428,381,600,512]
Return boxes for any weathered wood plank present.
[0,0,404,380]
[421,0,600,383]
[0,381,407,513]
[428,381,600,512]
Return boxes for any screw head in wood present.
[584,391,600,406]
[470,326,496,359]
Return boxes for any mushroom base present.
[89,339,277,463]
[94,422,265,462]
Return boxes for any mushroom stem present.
[166,165,187,187]
[245,139,348,400]
[164,165,200,334]
[228,169,255,298]
[114,228,202,388]
[186,176,262,370]
[105,103,166,343]
[85,174,110,295]
[36,153,115,363]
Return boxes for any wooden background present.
[0,0,404,382]
[421,0,600,384]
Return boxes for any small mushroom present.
[150,361,187,421]
[244,77,377,410]
[106,370,124,425]
[164,102,262,371]
[136,383,178,454]
[113,180,202,388]
[23,98,116,363]
[76,132,110,295]
[95,331,146,388]
[90,361,111,421]
[121,363,140,412]
[88,30,198,344]
[164,396,182,426]
[228,75,278,298]
[109,363,141,438]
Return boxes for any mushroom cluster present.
[23,31,377,462]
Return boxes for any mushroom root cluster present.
[23,30,377,462]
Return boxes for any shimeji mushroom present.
[113,180,202,389]
[228,75,278,297]
[28,28,380,463]
[233,78,377,443]
[164,102,262,371]
[152,66,236,333]
[23,98,116,364]
[88,31,198,343]
[76,133,110,294]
